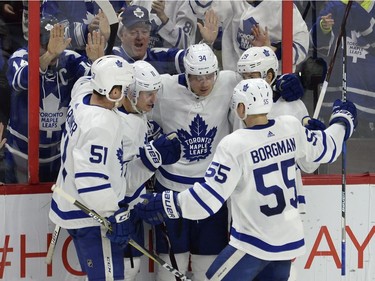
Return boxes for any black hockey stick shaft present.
[313,1,353,118]
[51,185,191,281]
[340,3,350,274]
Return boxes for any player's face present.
[242,71,273,85]
[136,90,158,112]
[120,24,150,60]
[241,72,261,80]
[188,73,216,97]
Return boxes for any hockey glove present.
[275,73,304,101]
[106,206,136,248]
[134,191,181,225]
[302,117,326,131]
[329,99,357,141]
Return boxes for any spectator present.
[114,5,218,74]
[0,1,26,52]
[131,0,198,48]
[197,0,309,72]
[41,0,125,53]
[310,0,375,137]
[3,15,103,183]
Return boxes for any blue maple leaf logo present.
[177,115,217,162]
[116,140,127,176]
[236,17,258,50]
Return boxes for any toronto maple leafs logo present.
[243,83,249,92]
[237,17,258,50]
[134,7,145,19]
[177,115,217,162]
[116,60,123,67]
[116,140,127,176]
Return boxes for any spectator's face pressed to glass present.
[120,23,151,60]
[188,72,216,97]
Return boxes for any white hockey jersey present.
[49,77,154,229]
[212,0,309,72]
[149,71,241,192]
[178,116,346,260]
[132,0,197,48]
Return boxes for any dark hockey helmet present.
[40,14,59,46]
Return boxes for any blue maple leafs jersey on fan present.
[148,70,240,192]
[5,47,91,164]
[178,116,347,260]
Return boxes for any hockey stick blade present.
[51,185,191,281]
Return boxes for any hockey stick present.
[313,1,353,119]
[45,224,61,264]
[340,7,349,274]
[51,184,191,281]
[160,223,181,281]
[94,0,119,55]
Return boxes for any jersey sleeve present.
[178,136,241,220]
[157,2,197,48]
[6,48,29,92]
[296,121,345,164]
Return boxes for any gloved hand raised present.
[329,99,357,141]
[106,205,136,248]
[302,117,326,131]
[275,73,304,102]
[140,132,181,171]
[134,191,181,225]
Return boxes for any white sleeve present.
[158,2,197,48]
[297,123,346,164]
[178,138,240,220]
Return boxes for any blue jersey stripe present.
[77,183,111,194]
[75,172,109,180]
[189,188,215,215]
[200,182,225,204]
[51,198,89,220]
[231,227,305,253]
[159,167,204,184]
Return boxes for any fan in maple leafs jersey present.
[4,16,91,183]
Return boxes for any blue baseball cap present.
[121,5,150,28]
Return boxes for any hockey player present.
[4,15,98,183]
[133,78,357,281]
[49,55,181,281]
[237,45,326,281]
[237,46,324,210]
[118,60,162,281]
[145,43,238,281]
[146,42,308,281]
